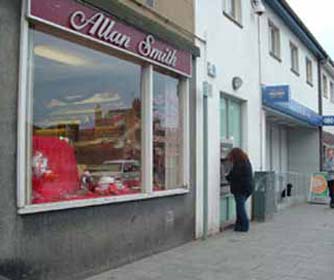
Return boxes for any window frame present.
[330,81,334,103]
[305,57,313,86]
[223,0,243,28]
[17,2,190,214]
[145,0,155,8]
[289,42,299,76]
[268,20,281,61]
[323,74,328,99]
[220,94,242,148]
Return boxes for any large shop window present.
[20,28,189,210]
[29,30,142,204]
[153,72,182,190]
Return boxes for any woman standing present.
[324,148,334,208]
[226,148,254,232]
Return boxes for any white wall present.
[260,7,319,112]
[195,0,262,237]
[288,127,320,174]
[322,70,334,135]
[195,0,323,238]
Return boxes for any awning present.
[262,85,322,127]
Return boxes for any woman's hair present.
[227,148,249,163]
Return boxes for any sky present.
[286,0,334,58]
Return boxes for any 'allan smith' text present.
[70,11,177,68]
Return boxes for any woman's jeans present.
[234,194,250,231]
[328,180,334,205]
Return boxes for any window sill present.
[291,68,300,77]
[18,188,189,215]
[223,11,243,29]
[269,52,282,63]
[307,80,313,87]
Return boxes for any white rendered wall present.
[195,0,322,238]
[287,127,320,174]
[260,8,319,112]
[322,71,334,135]
[195,0,262,237]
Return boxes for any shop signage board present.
[308,172,329,204]
[262,85,290,103]
[262,86,322,127]
[28,0,192,77]
[322,116,334,126]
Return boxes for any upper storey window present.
[290,42,299,75]
[146,0,155,8]
[223,0,242,26]
[306,57,313,86]
[268,20,281,61]
[323,75,328,98]
[330,81,334,103]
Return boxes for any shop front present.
[0,0,197,279]
[262,85,321,205]
[219,94,243,227]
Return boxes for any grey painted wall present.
[0,1,196,279]
[287,127,320,174]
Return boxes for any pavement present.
[86,204,334,280]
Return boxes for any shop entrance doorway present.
[219,95,242,228]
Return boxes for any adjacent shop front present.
[0,0,197,279]
[263,85,321,204]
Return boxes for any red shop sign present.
[29,0,192,76]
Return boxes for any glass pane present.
[220,97,227,141]
[30,30,142,204]
[227,100,241,147]
[153,71,181,191]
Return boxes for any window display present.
[153,71,182,190]
[29,29,141,203]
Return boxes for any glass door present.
[220,95,242,227]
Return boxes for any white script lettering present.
[138,35,177,67]
[70,11,131,49]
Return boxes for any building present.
[195,0,262,237]
[0,0,198,279]
[195,0,330,238]
[321,59,334,163]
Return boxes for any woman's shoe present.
[234,228,248,232]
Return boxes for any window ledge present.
[307,80,313,87]
[269,52,282,62]
[18,188,189,215]
[291,68,300,77]
[223,11,243,29]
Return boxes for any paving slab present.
[85,204,334,280]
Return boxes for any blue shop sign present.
[323,116,334,126]
[262,86,322,127]
[262,85,290,103]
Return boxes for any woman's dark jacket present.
[226,159,254,196]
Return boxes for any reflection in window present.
[30,30,141,204]
[153,72,182,190]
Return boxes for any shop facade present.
[195,0,262,236]
[321,62,334,166]
[194,0,330,237]
[260,0,327,203]
[0,0,198,279]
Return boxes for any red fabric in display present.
[32,136,80,203]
